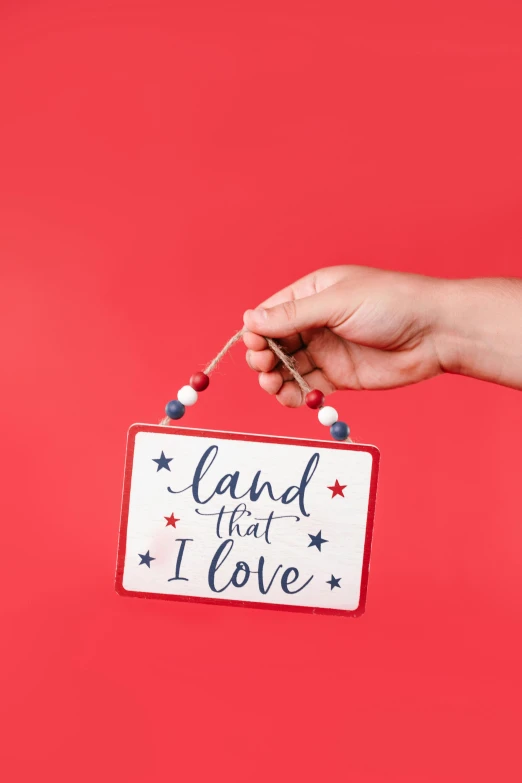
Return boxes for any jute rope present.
[203,329,311,395]
[160,330,352,442]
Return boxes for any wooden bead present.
[305,389,324,409]
[190,372,210,391]
[178,385,198,406]
[330,421,349,441]
[165,400,185,420]
[318,406,338,426]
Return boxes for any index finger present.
[243,331,267,351]
[258,266,350,309]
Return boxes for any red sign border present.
[115,424,380,617]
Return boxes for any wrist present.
[431,277,522,388]
[431,278,472,376]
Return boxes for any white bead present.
[318,406,338,426]
[177,385,198,406]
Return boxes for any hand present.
[242,266,448,407]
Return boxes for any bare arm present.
[434,276,522,389]
[242,267,522,407]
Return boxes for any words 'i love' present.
[116,425,379,616]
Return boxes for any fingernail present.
[244,307,267,325]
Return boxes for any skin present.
[242,266,522,407]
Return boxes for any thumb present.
[243,289,335,338]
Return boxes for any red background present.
[1,2,521,780]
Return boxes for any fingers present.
[278,348,315,380]
[244,265,382,340]
[246,344,314,377]
[243,331,267,351]
[246,348,278,373]
[257,266,356,309]
[258,369,285,395]
[242,266,377,403]
[259,368,335,408]
[243,331,302,353]
[244,286,340,340]
[243,330,304,376]
[243,268,348,340]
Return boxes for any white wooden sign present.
[116,425,379,616]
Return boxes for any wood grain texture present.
[116,425,379,616]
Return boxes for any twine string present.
[160,330,353,442]
[160,329,311,425]
[203,329,311,396]
[203,329,245,375]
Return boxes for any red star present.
[328,480,347,498]
[164,513,180,528]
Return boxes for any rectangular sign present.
[116,424,379,616]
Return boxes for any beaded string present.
[160,329,352,443]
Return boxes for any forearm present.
[434,277,522,390]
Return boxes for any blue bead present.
[165,400,185,420]
[330,421,349,441]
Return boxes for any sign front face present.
[116,425,379,616]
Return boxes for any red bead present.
[305,389,324,409]
[190,372,210,392]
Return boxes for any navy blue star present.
[327,575,341,590]
[152,451,172,472]
[308,531,328,551]
[138,550,155,568]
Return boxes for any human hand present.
[242,265,448,407]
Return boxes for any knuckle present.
[281,299,298,325]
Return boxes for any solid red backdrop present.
[1,2,521,781]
